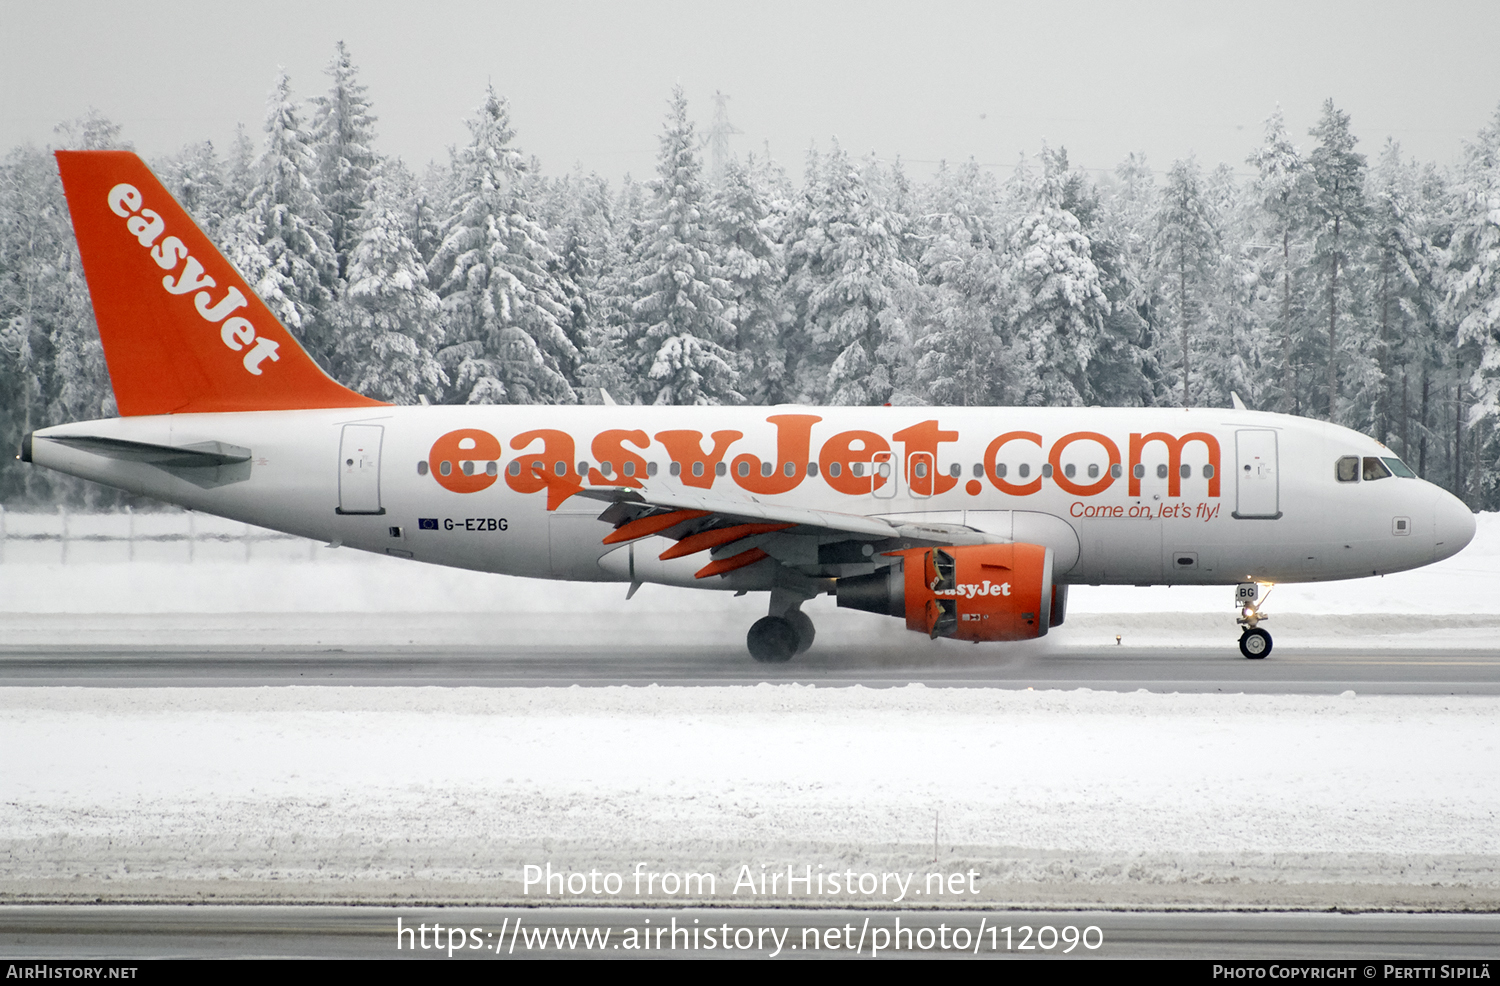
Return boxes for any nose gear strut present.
[1234,582,1274,659]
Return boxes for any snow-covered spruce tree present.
[310,41,380,283]
[626,87,740,406]
[331,161,447,404]
[414,160,450,267]
[581,174,651,404]
[0,115,126,505]
[1152,157,1219,406]
[538,165,621,402]
[225,123,257,212]
[712,155,791,403]
[784,140,916,405]
[228,70,338,370]
[1364,141,1440,457]
[1089,153,1167,407]
[1450,106,1500,505]
[432,86,577,405]
[907,159,1010,406]
[1247,108,1315,414]
[1307,99,1370,421]
[1003,147,1108,407]
[1196,163,1267,411]
[156,141,234,245]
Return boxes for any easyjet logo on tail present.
[105,183,280,376]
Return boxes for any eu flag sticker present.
[418,518,439,530]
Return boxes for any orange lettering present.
[655,429,743,489]
[1128,432,1221,498]
[507,429,581,509]
[817,430,890,495]
[590,429,650,488]
[428,429,502,494]
[983,432,1042,496]
[893,420,960,496]
[731,414,821,495]
[1048,431,1121,497]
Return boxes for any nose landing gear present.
[1235,582,1274,659]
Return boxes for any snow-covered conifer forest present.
[4,44,1500,510]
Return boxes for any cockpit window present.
[1363,457,1392,481]
[1382,456,1416,478]
[1335,456,1360,483]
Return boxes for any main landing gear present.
[1235,582,1274,659]
[747,588,818,663]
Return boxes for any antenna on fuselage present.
[1230,392,1248,411]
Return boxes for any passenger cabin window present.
[1336,456,1360,483]
[1362,457,1392,481]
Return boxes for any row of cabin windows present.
[1335,455,1416,483]
[418,458,1216,482]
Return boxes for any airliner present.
[18,151,1477,662]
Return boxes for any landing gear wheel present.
[1239,628,1272,660]
[747,616,797,663]
[785,610,816,655]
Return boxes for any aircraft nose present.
[1433,489,1476,562]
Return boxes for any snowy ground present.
[2,685,1498,908]
[0,512,1497,908]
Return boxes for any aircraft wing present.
[533,467,997,580]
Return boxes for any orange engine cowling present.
[835,543,1055,641]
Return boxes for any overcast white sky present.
[3,0,1498,182]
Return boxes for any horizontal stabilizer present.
[39,434,251,468]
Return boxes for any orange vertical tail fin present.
[54,150,386,415]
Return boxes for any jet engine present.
[836,543,1055,641]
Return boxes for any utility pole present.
[704,91,742,183]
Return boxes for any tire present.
[747,616,798,663]
[785,610,816,655]
[1239,628,1272,660]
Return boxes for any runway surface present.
[2,642,1500,693]
[3,906,1499,959]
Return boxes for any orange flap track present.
[54,150,386,416]
[695,548,769,579]
[602,509,712,545]
[659,523,794,560]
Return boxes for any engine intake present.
[836,543,1055,641]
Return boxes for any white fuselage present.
[28,404,1475,590]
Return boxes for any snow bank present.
[1,685,1497,906]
